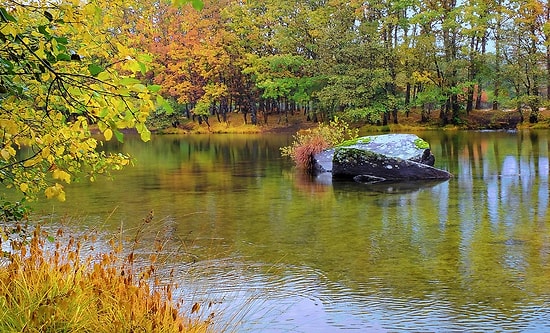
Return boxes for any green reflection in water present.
[28,131,550,331]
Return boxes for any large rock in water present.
[312,134,452,183]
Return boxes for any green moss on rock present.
[334,147,377,164]
[414,138,430,149]
[337,137,373,147]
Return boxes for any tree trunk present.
[475,84,483,109]
[405,83,411,117]
[528,96,540,123]
[466,86,474,114]
[382,111,389,126]
[421,104,431,123]
[392,107,398,124]
[493,1,502,110]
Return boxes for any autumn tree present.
[223,0,323,124]
[123,0,550,129]
[503,0,546,122]
[0,0,180,202]
[463,0,492,114]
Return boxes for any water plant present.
[280,118,358,170]
[0,219,212,333]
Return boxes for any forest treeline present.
[0,0,548,199]
[124,0,550,127]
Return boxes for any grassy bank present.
[0,224,212,333]
[153,108,550,135]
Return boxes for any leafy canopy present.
[0,0,196,201]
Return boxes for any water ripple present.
[160,259,550,332]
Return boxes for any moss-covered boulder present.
[312,134,452,182]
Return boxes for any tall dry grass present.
[0,216,213,333]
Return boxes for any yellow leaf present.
[1,149,11,160]
[87,139,98,149]
[125,60,142,73]
[57,190,66,202]
[45,186,57,199]
[41,146,51,158]
[98,71,111,81]
[20,183,28,192]
[140,129,151,142]
[98,122,107,133]
[41,72,51,81]
[53,169,71,183]
[45,183,64,200]
[131,83,147,93]
[23,159,37,167]
[0,24,17,38]
[104,128,113,141]
[137,112,148,123]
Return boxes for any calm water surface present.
[32,130,550,332]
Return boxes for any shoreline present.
[153,108,550,135]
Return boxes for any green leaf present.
[0,7,17,23]
[119,77,141,86]
[57,53,71,61]
[56,43,67,53]
[157,95,174,115]
[54,36,68,45]
[156,94,165,105]
[163,101,174,115]
[99,108,109,117]
[0,58,14,73]
[192,0,204,10]
[171,0,189,7]
[137,53,152,63]
[37,25,50,37]
[88,64,104,76]
[114,129,124,143]
[148,84,162,93]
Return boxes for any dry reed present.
[0,220,213,333]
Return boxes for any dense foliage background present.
[126,0,550,127]
[2,0,550,201]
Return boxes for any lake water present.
[30,130,550,332]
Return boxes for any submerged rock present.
[312,133,452,183]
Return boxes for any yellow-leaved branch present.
[0,0,174,201]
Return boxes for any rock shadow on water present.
[329,177,450,195]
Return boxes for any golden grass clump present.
[0,226,212,333]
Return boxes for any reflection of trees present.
[104,135,293,192]
[41,132,550,322]
[414,131,550,307]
